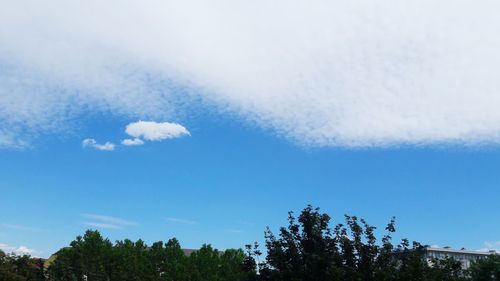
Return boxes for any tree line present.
[1,205,498,281]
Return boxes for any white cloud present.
[0,130,29,149]
[82,138,115,151]
[81,213,137,229]
[83,222,122,229]
[15,246,35,255]
[0,243,15,253]
[0,223,42,232]
[2,1,500,147]
[121,138,144,146]
[125,121,190,141]
[479,241,500,253]
[165,217,198,225]
[0,243,36,255]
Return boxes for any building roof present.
[425,247,494,256]
[182,249,197,256]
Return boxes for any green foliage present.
[44,205,500,281]
[0,249,46,281]
[47,231,255,281]
[469,254,500,281]
[261,205,479,281]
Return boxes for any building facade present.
[424,247,494,270]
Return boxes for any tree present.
[163,238,188,281]
[0,250,46,281]
[48,248,79,281]
[110,239,156,281]
[0,250,25,281]
[264,205,340,281]
[262,205,468,281]
[469,254,500,281]
[45,205,489,281]
[426,256,466,281]
[242,243,259,281]
[186,244,221,281]
[48,230,113,281]
[148,238,188,281]
[47,230,250,281]
[220,249,247,281]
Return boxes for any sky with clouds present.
[0,0,499,257]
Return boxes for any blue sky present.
[1,1,500,257]
[1,111,499,257]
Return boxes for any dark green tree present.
[149,238,188,281]
[44,205,490,281]
[0,250,46,281]
[186,244,221,281]
[48,230,113,281]
[109,239,156,281]
[426,256,466,281]
[261,205,470,281]
[48,230,250,281]
[264,205,340,281]
[470,254,500,281]
[219,248,247,281]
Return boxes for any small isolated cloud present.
[165,217,197,225]
[121,138,144,146]
[82,139,115,151]
[125,121,190,142]
[81,213,137,230]
[0,243,36,255]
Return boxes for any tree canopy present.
[2,205,498,281]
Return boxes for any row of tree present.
[0,250,45,281]
[47,233,250,281]
[1,205,498,281]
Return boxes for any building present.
[424,247,495,269]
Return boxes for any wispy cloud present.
[82,139,115,151]
[165,217,198,225]
[226,229,244,234]
[83,222,122,229]
[236,221,256,227]
[81,213,137,230]
[0,223,43,232]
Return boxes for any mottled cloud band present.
[1,0,500,147]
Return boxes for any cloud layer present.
[2,0,500,147]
